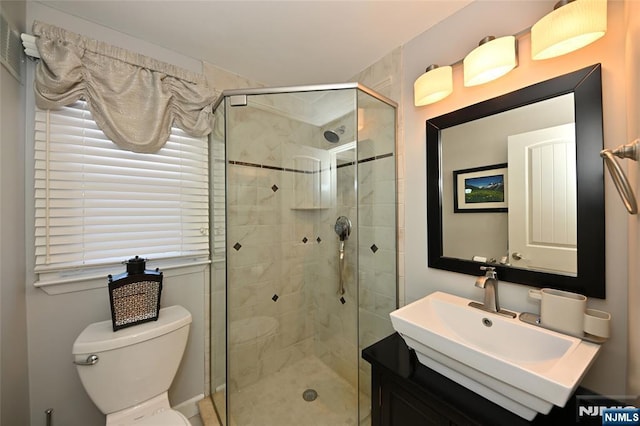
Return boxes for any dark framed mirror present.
[426,63,605,298]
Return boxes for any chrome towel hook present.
[600,139,640,214]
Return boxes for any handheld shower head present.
[324,125,345,143]
[334,216,352,241]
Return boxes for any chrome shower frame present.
[213,82,397,111]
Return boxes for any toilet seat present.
[108,408,190,426]
[135,409,190,425]
[106,393,191,426]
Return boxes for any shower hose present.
[338,241,346,295]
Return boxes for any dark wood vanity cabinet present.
[363,333,604,426]
[374,366,480,426]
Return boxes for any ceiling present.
[38,0,474,86]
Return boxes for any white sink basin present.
[390,291,601,420]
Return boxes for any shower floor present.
[226,356,366,426]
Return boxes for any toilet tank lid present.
[72,305,192,354]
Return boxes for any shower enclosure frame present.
[211,82,396,111]
[209,82,398,426]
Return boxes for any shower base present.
[222,356,368,426]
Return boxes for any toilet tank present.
[72,305,192,415]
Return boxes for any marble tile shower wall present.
[353,101,398,406]
[356,105,397,349]
[226,99,396,399]
[227,163,319,391]
[227,105,327,391]
[313,162,359,388]
[357,154,397,401]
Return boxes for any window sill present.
[34,258,211,295]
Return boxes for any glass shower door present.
[224,88,360,426]
[356,89,398,424]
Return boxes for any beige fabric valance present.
[33,21,218,153]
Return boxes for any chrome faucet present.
[469,266,516,318]
[476,266,500,311]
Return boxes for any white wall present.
[625,0,640,400]
[0,1,30,424]
[402,0,629,396]
[24,4,209,425]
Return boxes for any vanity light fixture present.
[463,36,518,87]
[414,64,453,106]
[531,0,607,60]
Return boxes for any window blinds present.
[34,101,210,274]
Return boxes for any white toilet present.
[72,305,193,425]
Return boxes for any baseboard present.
[173,393,205,419]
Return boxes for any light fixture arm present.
[600,140,640,215]
[478,36,496,45]
[554,0,574,10]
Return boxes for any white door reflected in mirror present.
[507,123,577,275]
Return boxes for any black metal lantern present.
[107,256,163,331]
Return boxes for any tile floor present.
[224,356,364,426]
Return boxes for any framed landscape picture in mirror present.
[453,163,508,213]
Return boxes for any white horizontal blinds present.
[34,101,209,272]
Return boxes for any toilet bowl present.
[72,305,192,425]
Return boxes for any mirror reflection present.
[441,93,577,276]
[426,64,605,298]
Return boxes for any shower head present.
[323,125,345,143]
[334,216,352,241]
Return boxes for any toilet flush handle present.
[74,354,99,366]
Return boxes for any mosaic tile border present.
[228,152,393,173]
[337,152,394,169]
